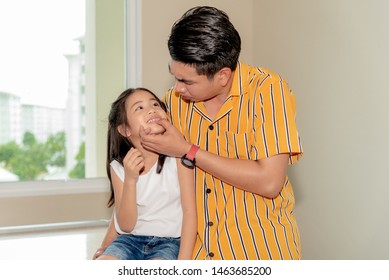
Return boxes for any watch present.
[181,144,199,168]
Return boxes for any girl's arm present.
[176,158,197,260]
[92,214,118,259]
[111,165,138,233]
[112,148,144,232]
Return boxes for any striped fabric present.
[165,62,303,260]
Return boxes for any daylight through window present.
[0,0,86,182]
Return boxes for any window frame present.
[0,178,108,198]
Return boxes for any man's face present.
[169,60,221,102]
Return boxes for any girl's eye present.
[135,106,143,111]
[153,102,161,107]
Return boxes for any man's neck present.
[203,71,235,119]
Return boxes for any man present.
[140,6,303,260]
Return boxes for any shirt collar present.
[229,61,249,97]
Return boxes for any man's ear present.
[117,124,130,137]
[217,67,232,87]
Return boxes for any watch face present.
[181,156,195,168]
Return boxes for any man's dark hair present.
[168,6,241,79]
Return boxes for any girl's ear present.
[117,124,131,137]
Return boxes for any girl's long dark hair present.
[106,87,167,207]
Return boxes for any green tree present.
[9,149,45,180]
[69,142,85,179]
[7,132,47,180]
[45,131,66,167]
[0,141,19,167]
[22,131,37,147]
[0,131,67,181]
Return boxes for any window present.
[0,0,130,221]
[0,0,86,183]
[0,0,133,186]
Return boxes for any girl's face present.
[119,90,167,139]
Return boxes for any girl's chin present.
[147,124,166,135]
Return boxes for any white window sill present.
[0,177,110,198]
[0,219,110,235]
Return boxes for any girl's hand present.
[92,246,106,260]
[123,148,144,183]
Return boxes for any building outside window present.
[0,0,86,182]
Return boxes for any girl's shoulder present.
[110,160,124,181]
[110,159,122,169]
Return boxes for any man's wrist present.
[181,144,192,157]
[185,144,199,160]
[181,144,199,168]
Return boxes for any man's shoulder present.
[241,61,282,82]
[163,87,175,101]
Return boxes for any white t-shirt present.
[111,156,183,238]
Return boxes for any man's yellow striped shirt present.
[165,62,303,260]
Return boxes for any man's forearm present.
[195,149,289,198]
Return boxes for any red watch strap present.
[186,145,199,161]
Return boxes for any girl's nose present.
[148,107,155,114]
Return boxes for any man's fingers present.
[140,125,152,136]
[156,118,171,128]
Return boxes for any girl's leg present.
[145,237,180,260]
[100,234,144,260]
[96,254,119,260]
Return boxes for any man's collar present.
[229,61,249,97]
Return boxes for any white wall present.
[254,0,389,259]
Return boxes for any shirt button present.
[209,252,214,258]
[206,188,211,194]
[208,125,214,130]
[208,221,213,226]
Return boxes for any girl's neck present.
[133,141,159,173]
[142,149,159,165]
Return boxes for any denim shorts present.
[102,234,181,260]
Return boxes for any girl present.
[94,88,196,260]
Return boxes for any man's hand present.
[140,119,191,157]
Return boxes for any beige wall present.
[0,192,111,227]
[140,0,389,259]
[252,1,389,259]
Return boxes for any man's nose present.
[175,81,186,93]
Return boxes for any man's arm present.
[196,150,289,198]
[140,120,289,198]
